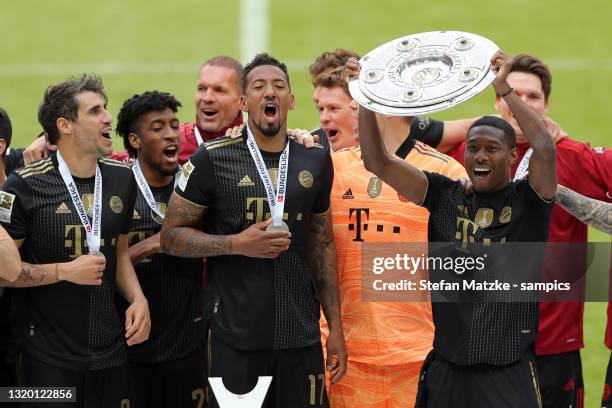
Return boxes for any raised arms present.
[490,52,557,200]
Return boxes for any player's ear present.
[288,93,295,111]
[56,117,72,136]
[0,139,6,156]
[509,146,518,166]
[239,95,248,113]
[129,132,141,151]
[494,95,503,112]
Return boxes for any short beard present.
[254,117,285,138]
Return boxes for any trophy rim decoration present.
[349,30,500,116]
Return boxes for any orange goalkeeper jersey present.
[323,140,467,366]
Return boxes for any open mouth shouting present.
[472,166,492,180]
[263,102,278,124]
[162,144,179,163]
[201,108,218,121]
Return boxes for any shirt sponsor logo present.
[298,170,313,188]
[238,175,255,187]
[55,202,72,214]
[342,189,354,199]
[0,192,15,223]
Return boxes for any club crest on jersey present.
[133,209,141,220]
[178,161,195,191]
[110,196,123,214]
[499,206,512,224]
[298,170,313,188]
[0,192,15,223]
[152,202,167,224]
[367,177,383,198]
[475,208,493,228]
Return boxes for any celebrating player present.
[0,74,150,406]
[115,91,207,407]
[161,53,347,408]
[356,51,557,407]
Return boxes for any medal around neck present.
[349,31,499,116]
[88,250,106,259]
[266,220,290,232]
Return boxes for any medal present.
[266,220,290,232]
[88,250,106,260]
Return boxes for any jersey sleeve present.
[120,172,138,235]
[175,146,215,207]
[410,117,444,148]
[421,171,455,213]
[5,148,24,175]
[0,173,33,240]
[311,152,334,214]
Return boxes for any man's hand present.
[125,297,151,346]
[343,57,361,81]
[457,177,473,196]
[226,124,245,139]
[490,51,513,94]
[60,254,106,285]
[326,328,348,384]
[231,218,291,258]
[289,129,318,148]
[23,133,57,165]
[542,115,568,143]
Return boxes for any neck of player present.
[138,155,174,187]
[376,115,413,153]
[249,119,287,153]
[56,143,98,178]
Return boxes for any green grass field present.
[2,0,611,405]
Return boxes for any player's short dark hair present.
[468,116,516,148]
[116,91,182,158]
[242,53,290,92]
[0,107,12,157]
[309,48,360,94]
[510,54,552,101]
[38,74,107,145]
[201,56,244,90]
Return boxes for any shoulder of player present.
[331,145,361,165]
[99,157,132,170]
[15,156,54,178]
[411,140,453,163]
[203,136,244,152]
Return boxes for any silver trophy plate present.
[349,31,499,116]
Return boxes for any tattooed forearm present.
[160,194,233,258]
[307,211,342,329]
[0,262,58,287]
[556,185,612,234]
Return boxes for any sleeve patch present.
[178,161,195,191]
[0,192,16,223]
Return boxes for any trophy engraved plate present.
[349,31,499,115]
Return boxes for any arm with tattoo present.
[160,194,233,257]
[306,211,347,383]
[556,185,612,234]
[307,211,342,328]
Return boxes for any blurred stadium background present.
[1,0,610,405]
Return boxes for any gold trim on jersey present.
[413,143,450,163]
[175,193,207,209]
[99,157,131,168]
[16,157,54,177]
[206,137,243,150]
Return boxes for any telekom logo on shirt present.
[209,376,271,408]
